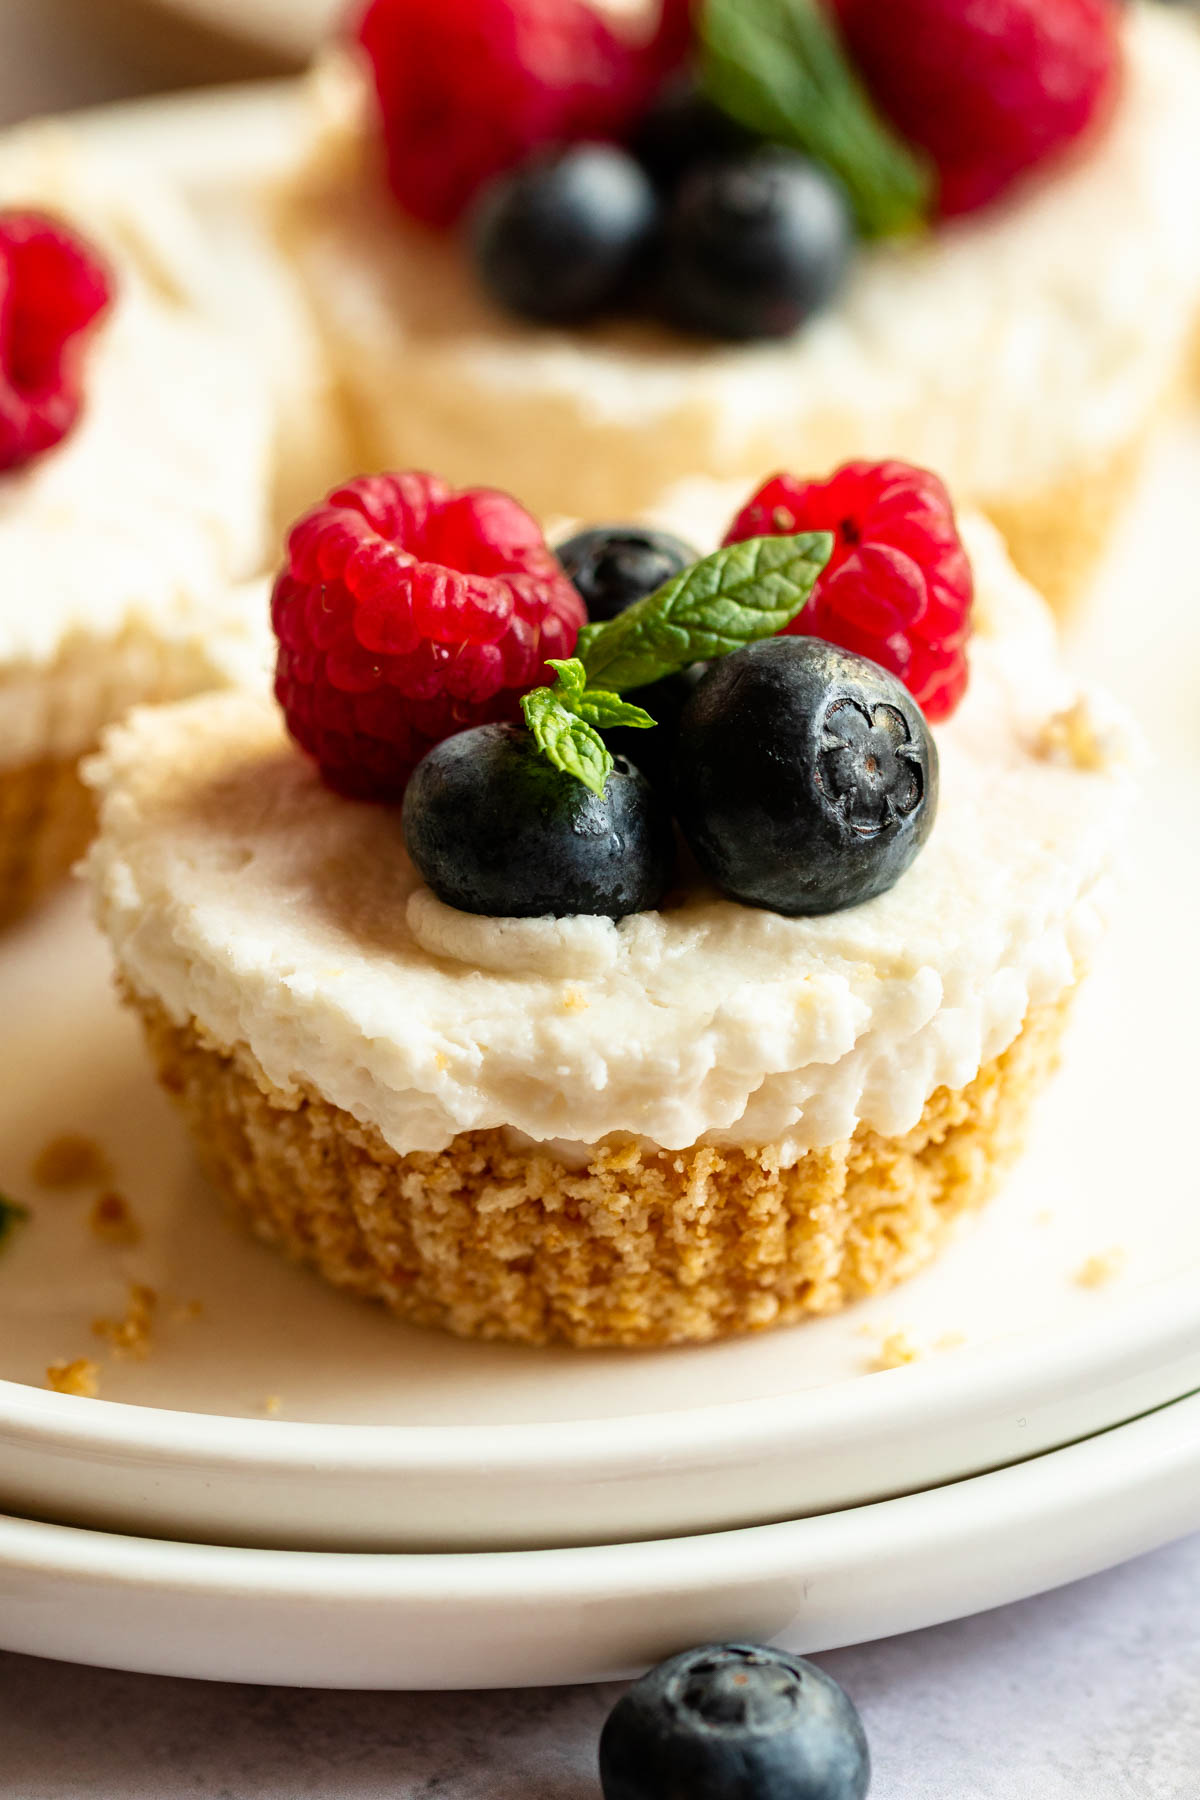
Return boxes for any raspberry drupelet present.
[272,472,586,800]
[724,460,974,721]
[0,211,112,473]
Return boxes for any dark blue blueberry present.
[631,78,758,192]
[470,145,658,325]
[599,1642,871,1800]
[605,662,708,790]
[660,149,854,341]
[555,525,701,623]
[402,723,674,919]
[673,636,937,916]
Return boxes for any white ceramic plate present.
[3,1392,1200,1690]
[2,424,1200,1553]
[1,83,1198,1557]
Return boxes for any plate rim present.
[2,82,1198,1516]
[3,1265,1198,1479]
[2,1391,1198,1687]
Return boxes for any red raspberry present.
[0,211,112,473]
[357,0,693,228]
[723,461,973,722]
[833,0,1122,217]
[272,472,586,800]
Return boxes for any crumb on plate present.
[89,1190,141,1245]
[46,1357,100,1398]
[92,1282,157,1358]
[1075,1247,1127,1289]
[31,1133,110,1190]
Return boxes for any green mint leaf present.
[545,661,655,732]
[577,531,833,693]
[0,1193,29,1254]
[699,0,933,239]
[522,685,614,798]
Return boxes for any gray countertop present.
[2,1533,1198,1797]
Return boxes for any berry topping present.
[403,722,674,917]
[554,523,706,785]
[0,211,112,474]
[630,77,758,193]
[358,0,693,229]
[673,636,937,915]
[471,145,658,325]
[660,149,853,341]
[600,1642,871,1800]
[833,0,1123,217]
[271,472,585,801]
[556,524,700,623]
[724,460,973,721]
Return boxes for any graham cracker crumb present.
[46,1357,100,1398]
[561,985,589,1013]
[262,1394,282,1416]
[88,1191,141,1245]
[870,1329,923,1371]
[1034,698,1116,774]
[1075,1247,1127,1290]
[32,1133,110,1191]
[92,1282,157,1359]
[434,1051,449,1071]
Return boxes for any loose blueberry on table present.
[356,0,1124,338]
[599,1642,871,1800]
[272,457,971,925]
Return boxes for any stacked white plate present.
[0,87,1197,1690]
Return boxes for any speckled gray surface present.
[2,1534,1198,1798]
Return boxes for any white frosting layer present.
[281,8,1200,522]
[85,513,1134,1161]
[0,128,273,757]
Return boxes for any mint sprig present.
[522,659,655,799]
[576,531,833,694]
[0,1193,29,1254]
[524,532,831,794]
[699,0,933,239]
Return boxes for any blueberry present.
[660,149,854,341]
[605,662,708,789]
[555,525,701,623]
[470,145,658,325]
[673,637,937,916]
[402,723,674,919]
[631,79,758,191]
[599,1642,871,1800]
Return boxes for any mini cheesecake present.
[85,505,1133,1348]
[273,4,1200,614]
[0,128,273,927]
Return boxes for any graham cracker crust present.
[0,756,95,931]
[135,992,1073,1349]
